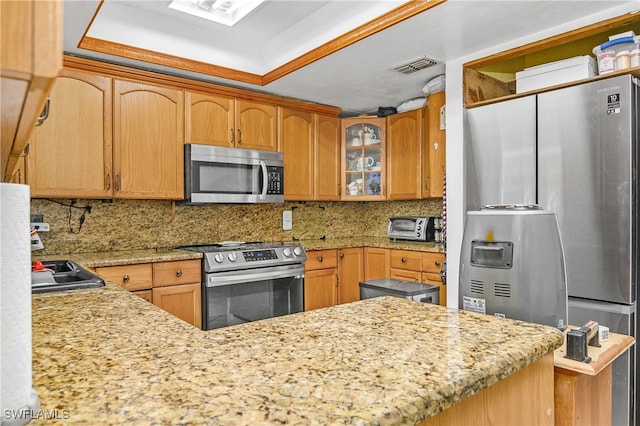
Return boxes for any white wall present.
[443,2,640,308]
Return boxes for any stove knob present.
[293,247,303,257]
[214,253,224,263]
[282,247,292,258]
[228,252,238,262]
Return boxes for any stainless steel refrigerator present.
[465,74,638,426]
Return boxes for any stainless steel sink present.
[31,260,105,293]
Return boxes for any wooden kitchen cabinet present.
[95,263,153,292]
[152,283,201,329]
[364,247,390,280]
[315,114,341,200]
[28,70,113,198]
[389,249,446,306]
[422,252,446,306]
[280,107,314,200]
[337,247,364,304]
[304,249,338,311]
[113,79,184,199]
[279,108,340,201]
[422,91,446,199]
[304,248,364,308]
[185,93,277,151]
[1,0,62,182]
[341,117,386,200]
[387,109,422,200]
[96,259,202,328]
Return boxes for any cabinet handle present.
[401,257,407,263]
[340,253,344,259]
[230,129,235,143]
[35,98,50,127]
[176,270,183,277]
[116,174,121,191]
[237,129,242,143]
[318,256,323,262]
[425,176,430,190]
[123,275,130,283]
[106,174,111,190]
[435,261,441,267]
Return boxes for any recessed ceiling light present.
[168,0,265,26]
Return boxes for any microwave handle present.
[259,160,268,199]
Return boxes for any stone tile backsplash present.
[31,198,443,254]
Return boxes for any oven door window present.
[194,161,263,195]
[204,273,303,330]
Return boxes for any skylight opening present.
[168,0,265,26]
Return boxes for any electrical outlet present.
[282,210,292,231]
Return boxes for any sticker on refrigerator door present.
[462,296,486,314]
[607,93,621,114]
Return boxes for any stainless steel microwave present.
[184,144,284,204]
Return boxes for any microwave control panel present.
[266,166,283,195]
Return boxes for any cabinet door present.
[422,272,446,307]
[337,247,364,304]
[235,100,277,151]
[304,268,337,311]
[153,283,202,328]
[280,108,314,200]
[422,251,445,306]
[1,0,62,181]
[315,114,340,200]
[387,109,421,200]
[28,70,113,198]
[186,92,234,147]
[422,91,446,198]
[364,247,390,280]
[113,79,184,199]
[341,117,386,200]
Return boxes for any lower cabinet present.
[96,259,201,328]
[304,248,363,310]
[365,248,446,307]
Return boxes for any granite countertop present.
[31,283,563,425]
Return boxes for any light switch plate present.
[282,210,292,230]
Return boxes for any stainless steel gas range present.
[180,242,307,330]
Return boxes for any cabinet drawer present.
[389,268,421,282]
[390,250,421,271]
[422,252,445,274]
[153,259,201,287]
[96,263,153,291]
[305,249,338,270]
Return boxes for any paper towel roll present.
[1,183,38,424]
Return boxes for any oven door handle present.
[206,266,304,287]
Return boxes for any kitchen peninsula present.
[31,273,563,425]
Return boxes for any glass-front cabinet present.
[341,117,386,200]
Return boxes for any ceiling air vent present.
[394,57,438,75]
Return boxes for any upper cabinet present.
[186,92,277,151]
[280,108,315,200]
[341,117,386,200]
[314,114,341,200]
[28,70,113,198]
[386,109,422,200]
[464,12,640,108]
[279,108,340,201]
[113,79,184,199]
[422,91,446,198]
[1,0,62,182]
